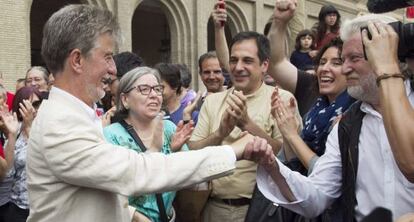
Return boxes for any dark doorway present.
[207,17,233,52]
[132,0,170,66]
[30,0,82,66]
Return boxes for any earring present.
[124,104,129,110]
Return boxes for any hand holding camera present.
[361,21,401,76]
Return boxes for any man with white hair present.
[251,0,414,221]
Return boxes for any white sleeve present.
[257,124,343,218]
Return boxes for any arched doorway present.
[132,0,170,66]
[30,0,82,66]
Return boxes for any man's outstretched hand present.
[230,134,275,164]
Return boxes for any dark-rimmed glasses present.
[128,84,164,96]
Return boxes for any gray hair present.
[26,66,50,83]
[116,66,161,116]
[198,51,218,73]
[41,4,121,74]
[340,14,397,42]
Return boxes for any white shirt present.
[257,81,414,221]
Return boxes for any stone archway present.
[225,1,250,35]
[132,0,192,67]
[207,18,233,52]
[30,0,83,66]
[132,1,170,66]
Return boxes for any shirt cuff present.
[257,159,304,205]
[221,145,237,164]
[128,206,135,221]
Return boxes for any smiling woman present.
[103,66,194,222]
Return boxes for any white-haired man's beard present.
[347,72,379,105]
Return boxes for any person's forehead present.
[202,58,220,67]
[93,34,116,53]
[342,33,363,55]
[231,39,258,56]
[27,70,44,77]
[301,35,312,39]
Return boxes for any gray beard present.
[347,73,379,105]
[87,84,106,103]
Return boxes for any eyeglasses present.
[128,84,164,96]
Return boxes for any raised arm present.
[362,21,414,182]
[268,0,299,93]
[212,1,230,72]
[271,89,316,169]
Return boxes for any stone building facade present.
[0,0,403,90]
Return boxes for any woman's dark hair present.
[294,29,316,51]
[154,63,182,95]
[12,86,44,121]
[113,51,144,79]
[316,5,341,42]
[313,37,343,73]
[176,64,192,88]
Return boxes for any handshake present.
[231,134,277,167]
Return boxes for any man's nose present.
[108,57,117,76]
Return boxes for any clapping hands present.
[171,120,194,152]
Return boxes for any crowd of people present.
[0,0,413,222]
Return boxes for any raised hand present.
[273,0,297,23]
[183,92,202,121]
[101,106,116,127]
[361,21,400,76]
[150,112,164,151]
[19,99,36,137]
[170,120,194,152]
[271,87,299,137]
[0,111,18,138]
[211,0,227,28]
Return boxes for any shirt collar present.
[50,86,99,122]
[230,82,266,99]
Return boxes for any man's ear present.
[67,49,83,74]
[261,59,270,74]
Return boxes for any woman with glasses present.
[1,86,45,222]
[103,67,193,222]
